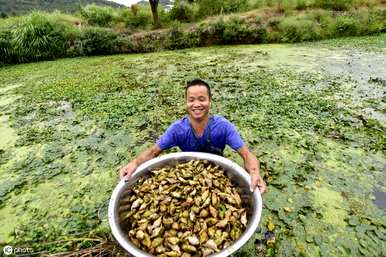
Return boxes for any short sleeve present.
[224,121,245,151]
[156,122,179,150]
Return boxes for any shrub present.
[334,16,360,36]
[124,5,153,29]
[253,23,268,43]
[314,0,354,11]
[65,27,83,57]
[197,0,223,16]
[353,9,386,34]
[129,32,165,53]
[0,29,14,65]
[223,0,249,13]
[169,0,196,22]
[197,0,248,17]
[77,27,120,56]
[295,0,313,10]
[223,16,253,43]
[195,22,214,45]
[167,21,185,48]
[80,4,113,27]
[115,35,134,53]
[207,18,227,44]
[12,12,68,63]
[193,15,266,45]
[308,9,334,37]
[165,21,200,49]
[277,16,322,42]
[159,6,173,25]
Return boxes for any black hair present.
[185,78,212,99]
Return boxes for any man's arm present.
[237,145,267,194]
[119,144,162,180]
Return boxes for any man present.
[119,79,267,194]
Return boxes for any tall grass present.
[169,1,199,22]
[80,4,113,27]
[250,0,384,11]
[7,12,69,63]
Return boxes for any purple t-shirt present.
[157,115,244,153]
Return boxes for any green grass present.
[0,34,385,256]
[304,33,386,52]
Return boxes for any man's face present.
[186,85,211,121]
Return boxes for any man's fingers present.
[123,174,130,182]
[260,184,267,194]
[254,176,267,194]
[123,169,133,182]
[119,166,128,179]
[250,176,258,192]
[258,179,268,194]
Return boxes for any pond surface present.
[0,34,385,256]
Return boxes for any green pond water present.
[0,34,385,256]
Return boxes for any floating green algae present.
[0,34,385,256]
[312,186,347,226]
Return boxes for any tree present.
[149,0,160,28]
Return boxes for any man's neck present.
[188,115,209,136]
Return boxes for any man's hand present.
[237,146,268,194]
[119,161,138,181]
[250,172,267,194]
[118,144,162,181]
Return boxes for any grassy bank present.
[0,34,385,256]
[0,3,385,65]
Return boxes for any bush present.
[204,18,227,44]
[76,27,120,56]
[314,0,354,11]
[353,9,386,34]
[295,0,313,10]
[223,0,249,13]
[194,16,266,45]
[223,16,253,43]
[129,32,165,53]
[159,7,173,25]
[197,0,223,16]
[11,12,68,63]
[167,21,185,49]
[80,4,113,27]
[124,5,153,29]
[334,16,360,36]
[164,22,186,49]
[0,29,14,65]
[197,0,248,17]
[277,16,322,42]
[308,9,334,37]
[169,0,196,22]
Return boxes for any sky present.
[108,0,142,7]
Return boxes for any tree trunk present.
[149,0,160,28]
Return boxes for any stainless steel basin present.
[108,152,263,257]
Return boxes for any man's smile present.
[193,108,204,114]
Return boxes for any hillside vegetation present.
[0,0,123,16]
[0,0,385,65]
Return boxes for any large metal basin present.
[108,152,263,257]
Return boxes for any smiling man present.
[119,79,267,193]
